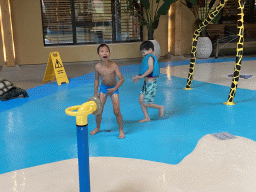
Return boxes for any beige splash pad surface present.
[160,60,256,90]
[1,135,256,192]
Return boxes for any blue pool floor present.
[1,57,256,175]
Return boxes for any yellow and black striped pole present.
[184,0,229,90]
[224,0,245,105]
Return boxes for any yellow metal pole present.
[184,0,229,90]
[223,0,245,105]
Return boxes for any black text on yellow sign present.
[43,52,69,85]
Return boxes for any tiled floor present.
[1,54,256,192]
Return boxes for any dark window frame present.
[40,0,143,47]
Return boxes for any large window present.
[41,0,143,46]
[219,0,256,24]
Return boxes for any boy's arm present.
[113,63,124,90]
[133,57,154,83]
[94,65,100,97]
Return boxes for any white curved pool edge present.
[1,134,256,192]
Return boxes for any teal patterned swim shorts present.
[140,80,157,104]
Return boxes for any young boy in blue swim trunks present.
[133,41,164,122]
[90,44,125,139]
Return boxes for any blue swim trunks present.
[100,84,119,95]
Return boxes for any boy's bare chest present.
[98,66,115,76]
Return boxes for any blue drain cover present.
[211,132,236,140]
[227,74,253,79]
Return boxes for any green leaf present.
[152,19,159,30]
[211,12,221,23]
[209,0,217,9]
[163,0,178,5]
[141,0,150,11]
[141,19,147,26]
[184,0,194,8]
[187,0,198,6]
[157,1,176,16]
[154,14,160,22]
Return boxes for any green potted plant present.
[184,0,221,58]
[125,0,177,59]
[185,0,221,33]
[125,0,177,40]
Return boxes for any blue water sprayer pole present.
[76,124,90,191]
[65,98,101,192]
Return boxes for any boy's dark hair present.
[140,41,154,52]
[97,44,110,54]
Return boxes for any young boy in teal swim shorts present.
[90,44,125,139]
[133,41,164,122]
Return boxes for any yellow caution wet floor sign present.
[43,52,69,85]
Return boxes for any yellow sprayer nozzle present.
[65,101,97,126]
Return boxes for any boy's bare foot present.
[90,128,100,135]
[119,130,125,139]
[138,118,150,123]
[159,106,164,117]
